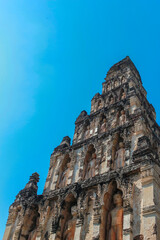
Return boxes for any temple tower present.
[3,57,160,240]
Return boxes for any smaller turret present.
[15,172,39,203]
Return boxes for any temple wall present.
[4,57,160,240]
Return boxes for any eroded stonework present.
[3,57,160,240]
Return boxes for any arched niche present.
[83,119,91,140]
[82,144,96,180]
[97,98,104,111]
[119,88,126,101]
[99,113,107,133]
[111,133,125,170]
[100,181,123,240]
[56,153,71,189]
[55,193,77,240]
[20,205,39,240]
[81,190,96,240]
[107,93,115,105]
[111,105,126,129]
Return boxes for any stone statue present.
[63,206,77,240]
[111,112,119,128]
[100,118,107,133]
[121,92,126,100]
[110,96,114,105]
[115,142,125,168]
[86,153,96,178]
[59,167,68,188]
[119,110,126,125]
[108,192,123,240]
[28,216,40,240]
[90,121,95,136]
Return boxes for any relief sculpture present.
[107,192,123,240]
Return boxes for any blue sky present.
[1,0,160,238]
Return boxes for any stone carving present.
[56,154,71,189]
[109,95,114,105]
[63,206,77,240]
[84,125,90,139]
[119,110,126,125]
[114,142,125,168]
[121,91,126,100]
[97,100,103,110]
[86,153,96,179]
[83,145,96,179]
[55,194,77,240]
[59,166,68,188]
[100,118,107,133]
[20,206,39,240]
[28,216,39,240]
[111,112,119,128]
[107,192,123,240]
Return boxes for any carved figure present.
[121,92,126,100]
[100,118,107,133]
[59,167,68,188]
[86,153,96,178]
[111,112,119,128]
[108,192,123,240]
[63,206,77,240]
[28,216,40,240]
[115,142,125,168]
[119,110,126,125]
[109,96,114,105]
[90,121,95,136]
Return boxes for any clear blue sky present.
[1,0,160,238]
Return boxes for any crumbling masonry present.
[3,57,160,240]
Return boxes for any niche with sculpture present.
[108,94,115,105]
[55,194,77,240]
[111,108,126,129]
[56,154,71,189]
[74,124,84,143]
[119,89,126,101]
[97,99,103,110]
[83,144,97,180]
[80,191,96,240]
[111,133,125,170]
[119,109,126,126]
[100,181,123,240]
[99,114,107,134]
[19,205,39,240]
[83,120,91,140]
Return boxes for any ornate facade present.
[3,57,160,240]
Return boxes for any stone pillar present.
[141,166,158,240]
[123,209,133,240]
[92,201,101,240]
[74,213,83,240]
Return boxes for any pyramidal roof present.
[106,56,142,83]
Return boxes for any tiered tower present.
[3,57,160,240]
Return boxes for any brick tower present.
[3,57,160,240]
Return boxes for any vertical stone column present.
[92,195,101,240]
[74,211,84,240]
[121,180,133,240]
[141,166,158,240]
[123,205,133,240]
[74,194,84,240]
